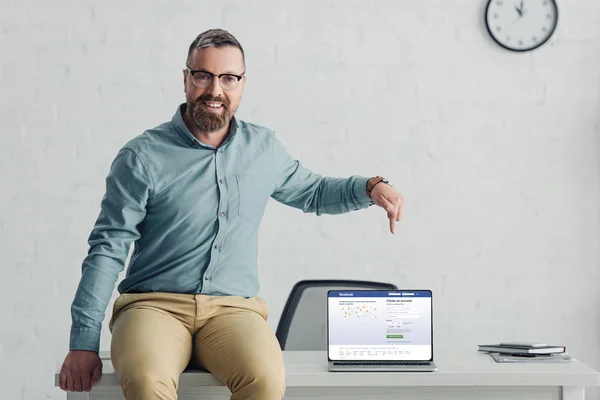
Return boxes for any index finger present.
[389,212,396,234]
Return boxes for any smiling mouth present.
[203,102,224,109]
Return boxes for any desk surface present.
[55,351,600,388]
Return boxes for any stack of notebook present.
[478,342,572,363]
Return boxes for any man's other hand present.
[370,182,404,234]
[59,350,103,392]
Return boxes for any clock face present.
[485,0,558,52]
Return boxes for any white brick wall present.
[1,0,599,398]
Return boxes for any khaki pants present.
[108,292,286,400]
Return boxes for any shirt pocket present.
[235,174,271,224]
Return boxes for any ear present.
[183,69,188,90]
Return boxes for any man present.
[59,29,404,400]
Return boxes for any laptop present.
[327,289,437,372]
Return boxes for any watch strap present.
[366,176,388,197]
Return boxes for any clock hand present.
[514,3,523,16]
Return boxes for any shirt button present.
[219,179,224,184]
[214,244,220,249]
[205,276,210,280]
[220,212,225,217]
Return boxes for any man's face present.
[183,46,246,132]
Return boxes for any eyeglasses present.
[186,67,245,91]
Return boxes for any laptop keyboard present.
[333,361,430,366]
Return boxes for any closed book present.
[478,344,565,354]
[498,342,547,348]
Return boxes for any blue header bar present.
[328,290,431,298]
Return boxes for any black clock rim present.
[484,0,559,52]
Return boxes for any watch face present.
[485,0,558,52]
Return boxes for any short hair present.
[186,29,245,69]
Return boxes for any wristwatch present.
[366,176,390,198]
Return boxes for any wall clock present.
[485,0,558,52]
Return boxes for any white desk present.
[55,350,600,400]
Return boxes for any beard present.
[188,95,236,133]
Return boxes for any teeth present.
[204,102,222,108]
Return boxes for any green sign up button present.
[387,334,404,338]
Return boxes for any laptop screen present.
[327,290,432,361]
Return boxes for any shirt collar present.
[172,103,240,148]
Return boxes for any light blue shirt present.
[70,104,374,352]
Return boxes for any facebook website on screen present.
[328,291,432,361]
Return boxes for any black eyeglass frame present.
[186,67,245,90]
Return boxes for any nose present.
[206,76,223,98]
